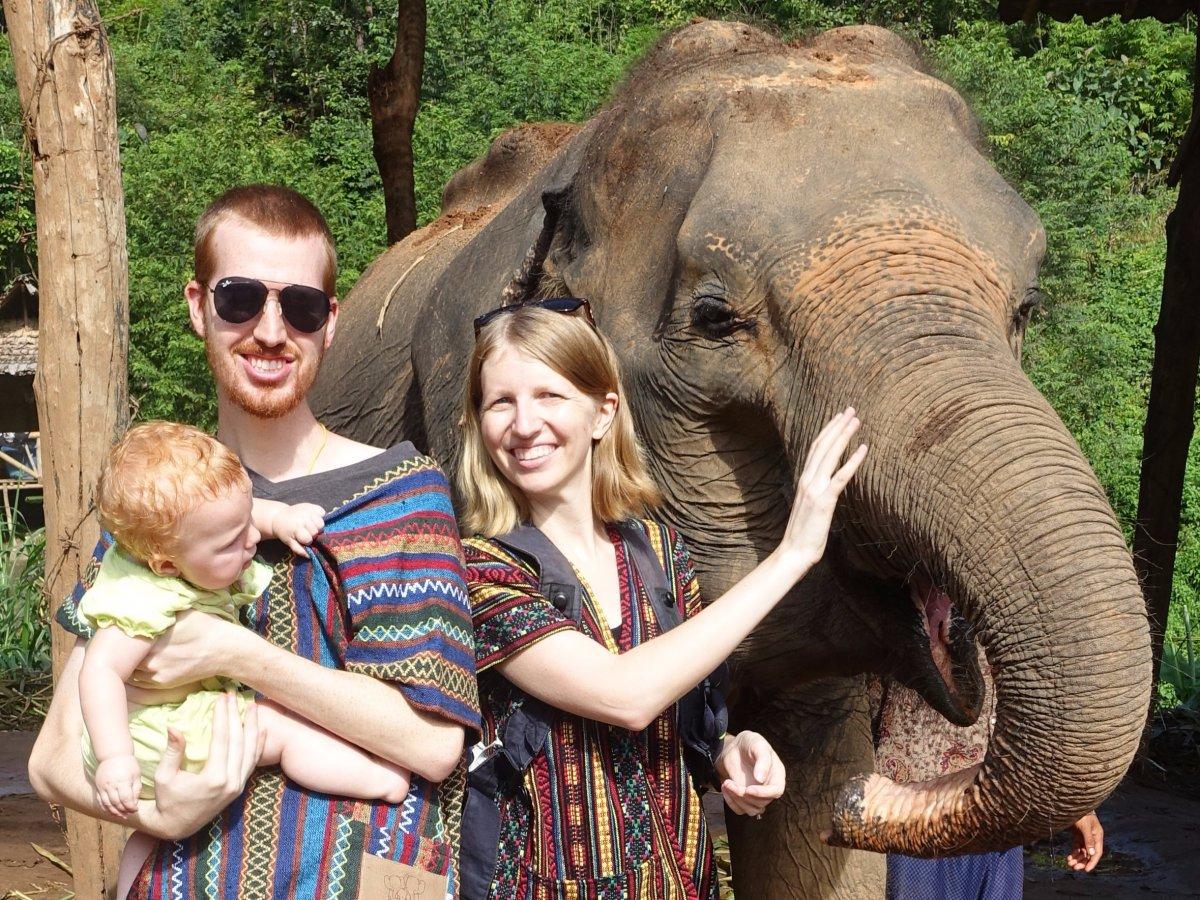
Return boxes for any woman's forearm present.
[501,548,811,730]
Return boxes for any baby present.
[79,421,410,819]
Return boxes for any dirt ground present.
[2,729,1197,898]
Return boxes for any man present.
[29,185,480,897]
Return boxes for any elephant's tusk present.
[375,250,435,335]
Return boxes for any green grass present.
[0,514,51,729]
[1160,603,1199,709]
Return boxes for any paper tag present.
[358,853,450,900]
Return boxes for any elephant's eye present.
[1013,287,1044,331]
[691,294,753,339]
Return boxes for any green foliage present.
[0,518,48,674]
[1159,603,1199,709]
[0,34,34,293]
[1,2,1198,704]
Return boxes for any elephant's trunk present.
[822,349,1150,854]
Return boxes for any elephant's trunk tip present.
[826,767,980,854]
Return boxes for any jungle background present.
[7,0,1195,718]
[0,0,1198,893]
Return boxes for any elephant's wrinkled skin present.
[312,21,1151,898]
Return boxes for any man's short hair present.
[194,184,337,296]
[97,421,251,563]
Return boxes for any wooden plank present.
[2,1,130,896]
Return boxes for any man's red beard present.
[206,335,323,419]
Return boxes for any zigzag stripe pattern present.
[169,839,184,900]
[346,578,468,607]
[353,619,474,645]
[325,815,354,900]
[239,772,281,899]
[203,820,222,899]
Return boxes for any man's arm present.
[29,639,264,840]
[141,614,465,783]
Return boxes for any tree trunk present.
[368,0,425,244]
[1133,28,1200,698]
[4,1,130,896]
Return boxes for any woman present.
[457,299,866,899]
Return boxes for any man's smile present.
[240,353,294,384]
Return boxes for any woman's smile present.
[510,443,559,466]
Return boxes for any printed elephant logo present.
[384,873,428,899]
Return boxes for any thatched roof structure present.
[0,275,38,377]
[0,321,36,376]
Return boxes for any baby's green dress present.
[78,546,271,798]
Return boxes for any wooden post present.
[1133,27,1200,696]
[4,1,130,896]
[368,0,425,244]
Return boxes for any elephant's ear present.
[500,183,575,306]
[500,108,717,343]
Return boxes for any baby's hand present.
[93,754,142,817]
[272,503,326,555]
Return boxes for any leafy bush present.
[0,519,47,675]
[1,2,1197,704]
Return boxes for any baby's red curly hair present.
[97,422,250,563]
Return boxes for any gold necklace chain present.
[305,424,329,476]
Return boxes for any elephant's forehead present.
[657,75,1041,274]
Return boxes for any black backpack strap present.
[493,524,584,621]
[462,525,586,898]
[614,521,729,787]
[612,520,683,631]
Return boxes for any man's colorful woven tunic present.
[58,444,480,898]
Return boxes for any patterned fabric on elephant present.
[465,520,719,900]
[870,653,995,783]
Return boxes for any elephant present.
[311,20,1152,898]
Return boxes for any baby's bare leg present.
[256,700,410,803]
[118,832,155,899]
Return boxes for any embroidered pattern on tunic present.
[58,451,480,898]
[465,520,719,900]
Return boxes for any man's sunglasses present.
[472,297,594,338]
[208,276,332,334]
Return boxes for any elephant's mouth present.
[899,573,983,727]
[827,540,984,726]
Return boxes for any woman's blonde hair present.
[97,421,250,563]
[458,305,661,537]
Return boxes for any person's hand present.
[715,731,786,818]
[92,754,142,817]
[135,610,250,689]
[271,503,325,555]
[775,408,868,577]
[1067,811,1103,872]
[148,694,264,840]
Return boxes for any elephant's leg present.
[726,676,885,899]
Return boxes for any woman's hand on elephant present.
[135,610,254,689]
[715,731,786,818]
[1066,811,1104,872]
[775,408,867,577]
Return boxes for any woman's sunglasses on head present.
[209,276,332,334]
[472,297,594,338]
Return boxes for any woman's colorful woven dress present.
[465,520,720,900]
